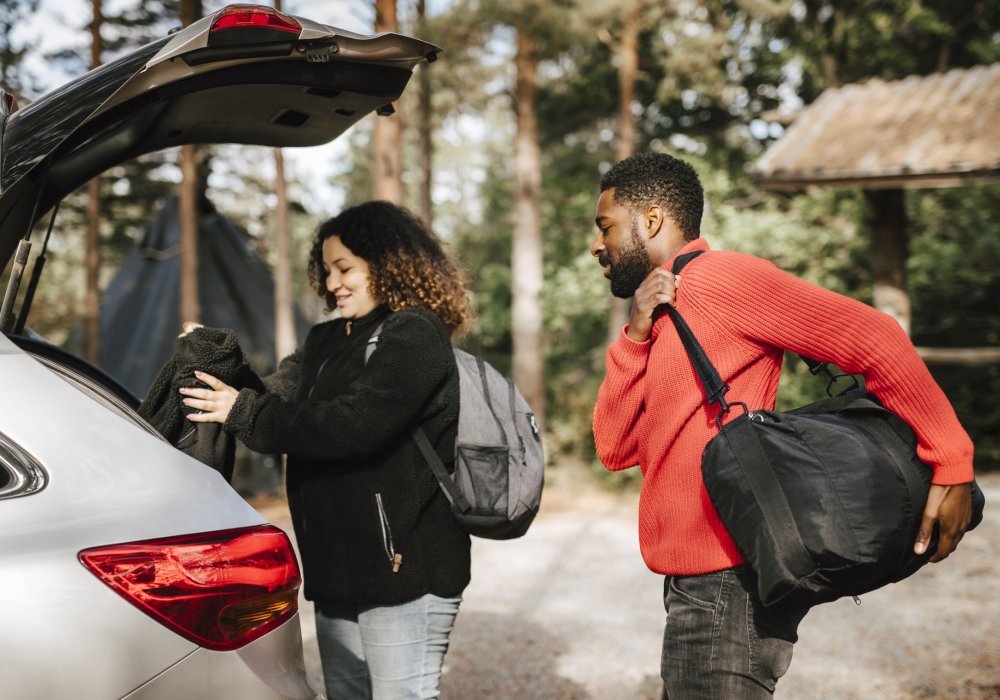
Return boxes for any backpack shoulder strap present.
[364,319,473,513]
[364,321,386,365]
[412,424,472,513]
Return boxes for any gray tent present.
[100,195,311,398]
[97,196,313,496]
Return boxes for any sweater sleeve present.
[223,312,452,462]
[593,328,651,471]
[692,252,974,485]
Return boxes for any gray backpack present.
[367,324,544,539]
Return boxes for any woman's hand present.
[180,371,238,424]
[178,322,204,338]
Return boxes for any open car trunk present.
[0,3,438,411]
[0,5,439,270]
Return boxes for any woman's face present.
[322,235,379,319]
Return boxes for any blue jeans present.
[315,594,462,700]
[660,567,809,699]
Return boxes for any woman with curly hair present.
[179,200,473,700]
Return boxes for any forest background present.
[2,0,998,484]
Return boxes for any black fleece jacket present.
[224,306,471,605]
[139,327,258,482]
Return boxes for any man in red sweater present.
[591,152,975,698]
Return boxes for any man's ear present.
[645,205,665,238]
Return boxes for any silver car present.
[0,5,438,699]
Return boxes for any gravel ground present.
[258,472,1000,700]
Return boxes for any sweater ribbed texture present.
[593,238,974,576]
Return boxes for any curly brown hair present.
[307,201,472,334]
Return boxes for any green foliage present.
[7,0,999,487]
[773,0,1000,98]
[907,185,1000,468]
[0,0,42,97]
[450,147,515,368]
[705,176,871,296]
[468,0,583,56]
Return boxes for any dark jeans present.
[660,567,809,699]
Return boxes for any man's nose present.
[591,233,604,258]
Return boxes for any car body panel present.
[122,615,316,700]
[0,332,316,699]
[0,332,285,698]
[0,334,261,546]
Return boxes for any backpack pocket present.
[456,444,509,516]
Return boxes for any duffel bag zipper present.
[375,492,403,573]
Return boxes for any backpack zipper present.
[375,492,403,573]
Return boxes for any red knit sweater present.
[593,238,975,576]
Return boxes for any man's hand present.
[179,371,238,425]
[915,483,973,562]
[626,268,680,342]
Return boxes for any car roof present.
[0,5,439,269]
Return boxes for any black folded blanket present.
[138,327,256,482]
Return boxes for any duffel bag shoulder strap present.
[714,413,817,580]
[667,251,816,580]
[663,252,730,410]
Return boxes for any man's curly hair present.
[307,201,472,334]
[600,152,703,241]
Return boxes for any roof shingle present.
[754,63,1000,190]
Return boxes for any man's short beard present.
[609,221,653,299]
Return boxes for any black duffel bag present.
[665,252,986,608]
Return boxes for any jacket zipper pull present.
[392,553,403,573]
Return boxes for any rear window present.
[1,38,169,190]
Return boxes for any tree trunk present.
[512,31,545,422]
[416,0,433,224]
[823,6,845,87]
[373,0,404,204]
[178,0,203,326]
[865,188,910,335]
[83,0,103,363]
[272,0,296,360]
[273,148,296,359]
[607,5,640,346]
[179,145,200,325]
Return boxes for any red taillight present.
[79,525,301,651]
[210,5,301,35]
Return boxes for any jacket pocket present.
[375,492,403,573]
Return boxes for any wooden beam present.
[756,170,1000,191]
[866,188,910,336]
[916,347,1000,366]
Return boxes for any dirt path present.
[259,472,1000,699]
